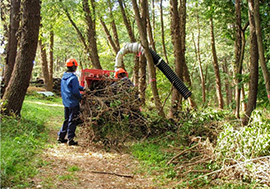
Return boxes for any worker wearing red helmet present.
[112,68,134,88]
[58,58,84,145]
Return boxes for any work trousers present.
[58,105,80,140]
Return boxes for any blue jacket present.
[61,72,83,107]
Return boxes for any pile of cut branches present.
[169,138,270,187]
[80,82,149,146]
[167,138,215,179]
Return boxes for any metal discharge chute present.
[115,43,192,100]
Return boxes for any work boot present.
[57,137,68,143]
[68,139,78,146]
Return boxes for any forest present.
[1,0,270,188]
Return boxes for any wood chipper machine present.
[79,42,191,99]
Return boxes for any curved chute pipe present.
[114,43,191,99]
[115,42,143,70]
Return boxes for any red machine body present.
[80,69,116,90]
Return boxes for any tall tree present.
[83,0,101,69]
[192,12,205,104]
[233,0,249,118]
[159,0,169,64]
[209,9,224,109]
[49,29,54,88]
[254,0,270,103]
[100,17,119,55]
[242,0,259,125]
[3,0,21,97]
[169,0,182,118]
[118,0,144,100]
[2,0,41,116]
[132,0,165,117]
[180,0,196,109]
[169,0,195,117]
[59,0,102,69]
[38,38,53,91]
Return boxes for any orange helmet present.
[66,58,78,67]
[114,68,128,78]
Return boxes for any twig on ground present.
[166,143,199,166]
[90,170,134,178]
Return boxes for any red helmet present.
[114,68,128,78]
[66,58,78,67]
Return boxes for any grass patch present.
[130,138,177,186]
[68,165,80,172]
[1,95,63,188]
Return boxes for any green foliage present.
[1,96,63,187]
[131,140,176,184]
[177,108,230,144]
[215,110,270,161]
[67,165,80,172]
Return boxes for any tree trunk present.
[242,0,259,125]
[100,17,119,55]
[2,0,41,116]
[160,0,169,64]
[3,0,21,97]
[254,0,270,103]
[83,0,102,69]
[132,0,165,118]
[60,0,91,65]
[118,0,142,90]
[222,59,232,107]
[38,39,52,91]
[118,0,136,43]
[108,0,120,52]
[234,0,244,118]
[139,55,147,105]
[169,0,184,118]
[180,0,196,109]
[193,12,205,105]
[147,2,156,51]
[210,15,224,109]
[49,29,54,89]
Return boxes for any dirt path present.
[31,123,156,188]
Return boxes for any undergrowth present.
[1,93,63,188]
[130,108,270,188]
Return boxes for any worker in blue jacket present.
[57,58,84,145]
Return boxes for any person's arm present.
[71,76,82,100]
[79,85,84,91]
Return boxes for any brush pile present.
[80,80,149,146]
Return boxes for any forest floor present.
[30,108,157,189]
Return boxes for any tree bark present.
[49,29,54,89]
[38,39,52,91]
[210,15,224,109]
[147,1,156,51]
[242,0,259,125]
[193,12,205,105]
[3,0,21,97]
[132,0,165,118]
[254,0,270,103]
[118,0,142,92]
[179,0,196,109]
[160,0,169,64]
[100,17,119,55]
[234,0,245,118]
[222,59,232,107]
[118,0,136,43]
[169,0,187,117]
[83,0,102,69]
[2,0,41,116]
[139,55,147,105]
[108,0,120,52]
